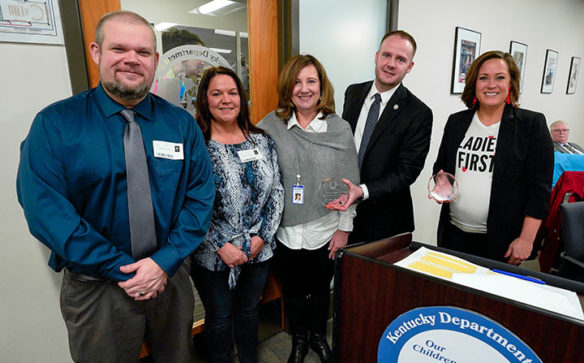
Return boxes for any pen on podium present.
[492,268,546,285]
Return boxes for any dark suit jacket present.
[433,105,554,260]
[343,82,433,243]
[553,141,584,154]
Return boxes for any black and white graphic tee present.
[450,113,500,233]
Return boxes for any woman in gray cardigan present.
[258,55,359,363]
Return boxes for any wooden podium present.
[333,234,584,362]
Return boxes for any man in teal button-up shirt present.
[16,10,214,362]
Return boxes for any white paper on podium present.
[394,247,584,321]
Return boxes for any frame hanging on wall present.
[0,0,64,45]
[509,41,527,94]
[566,56,580,94]
[541,49,559,94]
[451,27,481,94]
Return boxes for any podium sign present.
[378,306,540,362]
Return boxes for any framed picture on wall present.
[509,41,528,93]
[566,57,581,94]
[451,27,482,94]
[0,0,64,45]
[541,49,559,94]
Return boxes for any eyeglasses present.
[552,129,570,133]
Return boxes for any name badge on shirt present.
[153,140,184,160]
[292,185,304,204]
[237,148,263,162]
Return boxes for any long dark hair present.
[195,66,262,144]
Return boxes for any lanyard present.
[291,117,325,186]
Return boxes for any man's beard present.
[102,78,150,101]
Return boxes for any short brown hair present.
[275,55,335,121]
[461,51,520,109]
[95,11,156,49]
[379,30,417,57]
[195,67,262,144]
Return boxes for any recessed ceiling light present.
[209,47,232,54]
[188,0,245,16]
[154,22,176,31]
[199,0,235,14]
[214,29,248,38]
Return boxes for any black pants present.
[275,241,333,335]
[439,221,489,259]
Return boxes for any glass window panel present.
[122,0,248,116]
[299,0,387,114]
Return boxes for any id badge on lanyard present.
[292,185,304,204]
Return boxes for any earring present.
[505,88,511,104]
[472,97,477,106]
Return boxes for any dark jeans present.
[191,260,271,363]
[60,262,194,363]
[439,221,489,259]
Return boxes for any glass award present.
[427,172,458,202]
[317,177,349,207]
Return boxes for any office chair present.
[558,201,584,282]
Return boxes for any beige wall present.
[0,43,72,361]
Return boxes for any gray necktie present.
[358,93,381,167]
[121,109,157,259]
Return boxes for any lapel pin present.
[393,104,399,110]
